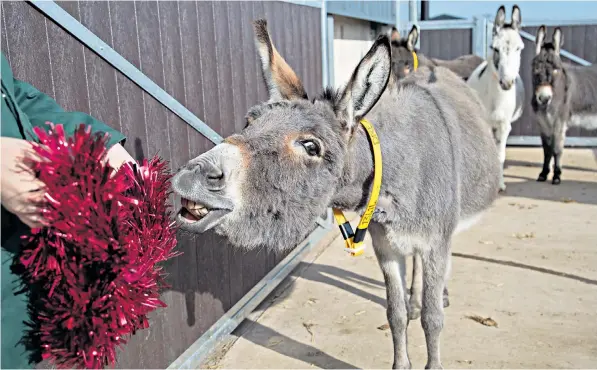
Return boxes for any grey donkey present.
[532,25,597,184]
[172,19,500,369]
[386,25,484,315]
[388,25,484,81]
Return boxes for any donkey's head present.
[172,20,391,250]
[388,26,419,80]
[532,26,564,109]
[491,5,524,90]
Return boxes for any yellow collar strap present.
[332,118,383,257]
[412,51,419,71]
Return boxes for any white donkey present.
[468,5,525,192]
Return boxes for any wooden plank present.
[213,2,235,138]
[252,1,268,103]
[194,0,231,323]
[224,1,249,305]
[108,1,148,162]
[226,1,247,134]
[3,1,54,98]
[238,1,272,295]
[157,0,190,363]
[178,1,213,156]
[294,2,310,95]
[47,1,89,112]
[135,1,171,166]
[582,25,597,63]
[120,2,169,367]
[307,5,319,95]
[282,2,298,78]
[241,1,259,109]
[78,1,121,133]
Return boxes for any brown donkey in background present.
[387,26,484,81]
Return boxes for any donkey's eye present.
[300,140,322,157]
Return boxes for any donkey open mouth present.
[177,198,231,233]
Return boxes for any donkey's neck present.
[329,124,377,212]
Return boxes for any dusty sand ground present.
[205,148,597,369]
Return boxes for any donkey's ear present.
[511,5,521,30]
[253,19,308,102]
[552,27,563,54]
[336,35,391,132]
[493,5,506,35]
[535,25,546,55]
[390,27,400,42]
[406,25,419,52]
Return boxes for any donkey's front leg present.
[421,240,451,370]
[493,121,512,192]
[370,223,411,369]
[537,133,553,182]
[551,121,567,185]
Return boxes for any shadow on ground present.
[504,174,597,205]
[240,319,358,369]
[265,262,387,310]
[504,158,597,174]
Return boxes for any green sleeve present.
[13,79,126,148]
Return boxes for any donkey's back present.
[368,66,500,234]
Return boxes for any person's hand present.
[1,137,46,228]
[105,143,136,173]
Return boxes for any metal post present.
[394,0,401,30]
[485,14,493,58]
[326,15,335,87]
[472,16,486,58]
[321,0,328,87]
[408,0,417,23]
[408,0,420,49]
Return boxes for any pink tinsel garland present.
[11,123,179,369]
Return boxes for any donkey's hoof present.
[537,173,548,182]
[552,177,561,185]
[425,363,443,370]
[443,295,450,308]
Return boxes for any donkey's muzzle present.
[171,143,241,210]
[535,85,553,107]
[499,79,514,91]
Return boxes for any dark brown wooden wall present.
[420,28,473,59]
[1,1,321,368]
[515,24,597,139]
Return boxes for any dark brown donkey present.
[532,26,597,184]
[389,26,484,81]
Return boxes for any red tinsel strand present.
[11,123,179,369]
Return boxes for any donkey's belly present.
[570,114,597,131]
[454,212,485,235]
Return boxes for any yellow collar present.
[332,118,383,257]
[412,51,419,71]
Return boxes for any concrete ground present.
[205,148,597,369]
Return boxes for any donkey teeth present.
[186,200,207,211]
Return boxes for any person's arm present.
[13,79,126,149]
[12,78,133,170]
